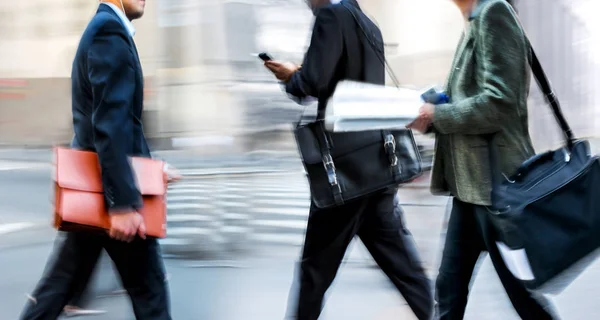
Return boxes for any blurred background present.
[0,0,599,319]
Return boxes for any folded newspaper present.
[325,80,423,132]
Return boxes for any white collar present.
[330,0,342,3]
[101,2,136,37]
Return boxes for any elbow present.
[464,100,512,134]
[92,121,132,165]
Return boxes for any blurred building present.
[515,0,600,150]
[0,0,160,146]
[0,0,597,153]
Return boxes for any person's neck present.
[100,0,129,20]
[456,0,478,20]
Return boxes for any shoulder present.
[318,2,360,24]
[314,5,340,24]
[86,11,128,40]
[471,0,524,41]
[325,3,383,43]
[476,0,520,26]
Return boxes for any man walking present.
[265,1,433,319]
[20,1,172,319]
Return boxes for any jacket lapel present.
[97,5,144,112]
[445,25,474,93]
[343,0,360,9]
[97,4,140,64]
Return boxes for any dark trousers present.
[435,198,557,320]
[288,190,433,320]
[20,232,171,320]
[68,250,121,307]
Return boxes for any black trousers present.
[68,250,122,307]
[288,190,433,320]
[435,198,557,320]
[20,232,171,320]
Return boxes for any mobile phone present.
[421,88,450,105]
[258,52,273,62]
[420,88,439,104]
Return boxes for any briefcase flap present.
[54,147,166,196]
[295,123,384,164]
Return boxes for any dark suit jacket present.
[71,4,150,211]
[430,0,535,205]
[285,0,385,113]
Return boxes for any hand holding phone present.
[421,88,449,105]
[258,52,273,62]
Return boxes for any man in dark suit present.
[265,1,433,319]
[20,1,173,319]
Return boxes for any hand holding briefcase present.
[53,147,168,238]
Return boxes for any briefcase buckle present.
[322,154,338,186]
[384,135,399,167]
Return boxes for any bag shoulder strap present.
[528,47,575,147]
[340,2,400,88]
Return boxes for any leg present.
[105,238,171,320]
[434,199,485,320]
[20,232,103,320]
[475,207,558,320]
[67,251,103,307]
[288,199,368,320]
[357,192,433,320]
[65,251,113,316]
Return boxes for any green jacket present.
[430,0,535,206]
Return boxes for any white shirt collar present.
[330,0,342,3]
[101,2,136,37]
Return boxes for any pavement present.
[2,227,600,319]
[1,149,600,319]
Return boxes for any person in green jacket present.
[408,0,559,319]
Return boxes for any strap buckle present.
[322,154,338,186]
[384,134,398,167]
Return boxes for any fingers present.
[138,220,147,240]
[264,61,278,70]
[265,61,285,74]
[109,216,142,242]
[167,169,182,183]
[264,60,280,67]
[406,118,429,133]
[406,119,420,129]
[110,228,135,242]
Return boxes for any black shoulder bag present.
[488,45,600,293]
[293,3,423,209]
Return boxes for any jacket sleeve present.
[87,20,142,212]
[285,7,343,101]
[433,2,527,135]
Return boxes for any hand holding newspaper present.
[324,80,425,132]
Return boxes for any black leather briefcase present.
[295,121,422,208]
[293,2,423,209]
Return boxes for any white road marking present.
[0,222,36,235]
[0,161,48,171]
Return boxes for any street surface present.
[1,150,600,319]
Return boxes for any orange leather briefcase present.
[53,147,167,238]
